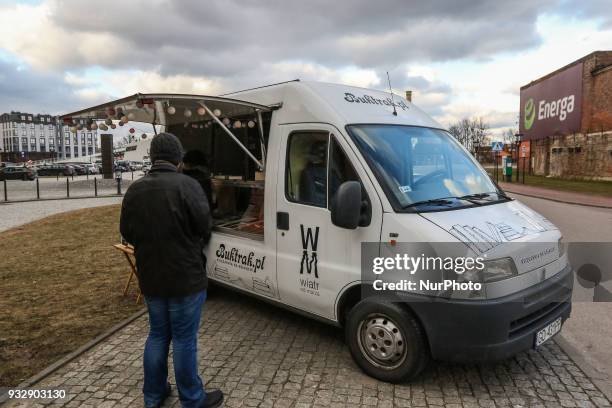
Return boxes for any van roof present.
[224,80,443,129]
[59,80,442,131]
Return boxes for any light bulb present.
[197,106,206,116]
[247,120,255,128]
[213,109,221,117]
[167,106,176,115]
[234,120,242,128]
[222,117,230,125]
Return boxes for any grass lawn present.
[0,205,143,387]
[487,170,612,197]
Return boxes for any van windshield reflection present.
[346,125,503,212]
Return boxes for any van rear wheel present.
[345,299,428,383]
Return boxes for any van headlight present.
[482,257,518,283]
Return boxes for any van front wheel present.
[345,300,428,383]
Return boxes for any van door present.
[276,124,383,321]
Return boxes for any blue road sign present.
[491,141,504,152]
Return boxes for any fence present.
[1,171,140,203]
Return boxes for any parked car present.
[37,164,75,176]
[71,164,88,175]
[83,163,99,174]
[113,162,129,172]
[0,166,37,180]
[129,161,143,171]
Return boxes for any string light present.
[213,109,221,117]
[247,120,255,128]
[197,106,206,116]
[222,117,230,125]
[184,108,192,118]
[167,106,176,115]
[234,120,242,129]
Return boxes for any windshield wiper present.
[459,191,512,203]
[403,198,455,209]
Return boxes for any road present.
[510,193,612,397]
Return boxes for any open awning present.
[60,93,277,170]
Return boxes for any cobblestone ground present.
[4,288,611,408]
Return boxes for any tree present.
[501,128,517,145]
[447,117,490,153]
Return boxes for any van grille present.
[509,301,567,338]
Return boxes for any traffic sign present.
[491,141,504,152]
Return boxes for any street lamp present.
[514,133,523,182]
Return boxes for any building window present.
[49,139,54,146]
[40,138,46,146]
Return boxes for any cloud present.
[0,0,609,134]
[0,0,555,76]
[0,58,81,114]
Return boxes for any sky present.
[0,0,611,138]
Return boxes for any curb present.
[556,334,612,402]
[505,190,612,209]
[0,307,147,405]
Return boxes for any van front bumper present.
[404,264,573,362]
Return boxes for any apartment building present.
[0,111,98,162]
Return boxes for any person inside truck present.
[299,140,327,206]
[181,150,213,210]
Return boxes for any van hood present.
[419,200,563,274]
[420,199,557,244]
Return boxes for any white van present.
[62,80,573,382]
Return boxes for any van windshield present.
[347,124,502,211]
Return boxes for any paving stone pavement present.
[4,288,612,408]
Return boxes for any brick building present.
[519,51,612,180]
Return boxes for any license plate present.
[535,317,562,347]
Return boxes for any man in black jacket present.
[120,132,223,408]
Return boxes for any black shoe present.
[200,389,224,408]
[145,383,171,408]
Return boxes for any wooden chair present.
[112,243,142,303]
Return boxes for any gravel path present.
[0,197,123,232]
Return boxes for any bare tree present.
[447,117,490,153]
[501,128,517,145]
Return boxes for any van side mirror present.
[331,181,361,229]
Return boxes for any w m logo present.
[300,225,320,278]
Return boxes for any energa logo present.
[524,98,535,130]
